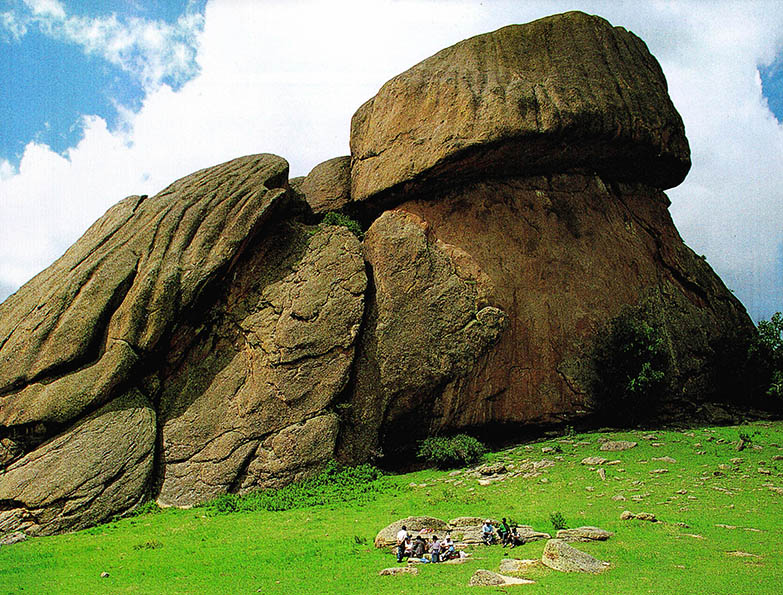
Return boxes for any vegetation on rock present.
[321,211,363,239]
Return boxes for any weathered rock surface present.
[156,222,365,506]
[298,156,351,214]
[372,174,751,433]
[0,154,297,532]
[0,390,155,536]
[350,11,690,205]
[469,569,535,586]
[0,154,289,432]
[541,539,610,573]
[556,526,613,542]
[338,210,507,460]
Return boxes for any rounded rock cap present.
[350,11,690,203]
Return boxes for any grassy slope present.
[2,421,783,594]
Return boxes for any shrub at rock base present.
[589,309,669,423]
[417,435,486,469]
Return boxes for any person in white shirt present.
[442,532,456,559]
[396,525,409,562]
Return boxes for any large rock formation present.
[0,11,755,536]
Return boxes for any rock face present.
[156,221,365,506]
[350,11,690,205]
[0,10,757,536]
[338,210,507,460]
[0,390,155,536]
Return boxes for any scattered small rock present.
[556,526,613,542]
[597,468,606,481]
[379,566,419,576]
[642,434,659,440]
[499,559,541,573]
[600,440,637,452]
[581,456,608,466]
[758,468,772,475]
[649,469,669,475]
[612,494,627,501]
[652,456,676,463]
[620,511,657,522]
[727,551,759,558]
[468,569,535,586]
[101,572,110,579]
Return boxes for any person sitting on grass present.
[412,535,427,558]
[442,531,456,559]
[507,525,524,549]
[481,519,495,545]
[499,517,512,546]
[396,525,409,563]
[430,536,442,563]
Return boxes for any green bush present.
[752,312,783,399]
[549,511,568,531]
[321,211,363,239]
[416,434,486,469]
[589,309,669,423]
[201,461,392,515]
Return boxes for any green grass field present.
[2,421,783,594]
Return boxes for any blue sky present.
[0,0,781,323]
[1,0,204,160]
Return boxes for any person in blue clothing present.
[481,519,495,545]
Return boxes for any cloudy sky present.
[1,0,781,322]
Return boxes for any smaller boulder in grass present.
[556,526,613,542]
[600,440,637,452]
[499,558,541,573]
[541,539,610,573]
[581,456,608,466]
[469,569,535,586]
[620,510,657,522]
[379,566,419,576]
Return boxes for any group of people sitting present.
[395,517,527,563]
[395,526,460,563]
[481,517,526,548]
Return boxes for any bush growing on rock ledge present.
[321,211,363,239]
[417,434,486,468]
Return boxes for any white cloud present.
[0,0,781,321]
[24,0,65,19]
[1,11,27,40]
[13,0,203,89]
